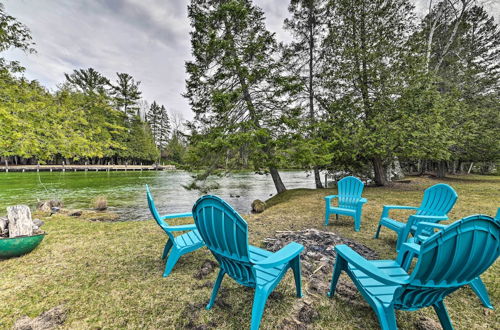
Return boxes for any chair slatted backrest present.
[146,185,174,239]
[416,184,457,216]
[193,195,256,287]
[337,176,364,209]
[396,215,500,309]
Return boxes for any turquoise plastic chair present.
[324,176,367,231]
[328,214,500,330]
[406,207,500,309]
[192,195,304,330]
[146,185,204,277]
[374,183,457,250]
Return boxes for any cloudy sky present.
[3,0,499,120]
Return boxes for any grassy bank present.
[0,175,498,329]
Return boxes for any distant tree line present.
[0,4,187,166]
[184,0,499,192]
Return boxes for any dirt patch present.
[297,304,319,323]
[194,259,218,280]
[13,305,66,330]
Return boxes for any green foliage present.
[64,68,110,95]
[146,101,170,150]
[110,72,142,117]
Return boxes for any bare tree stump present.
[7,205,34,238]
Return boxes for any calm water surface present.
[0,170,317,220]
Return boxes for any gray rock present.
[37,200,64,213]
[68,210,82,217]
[0,217,8,232]
[33,219,45,227]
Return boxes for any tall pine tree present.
[283,0,329,188]
[185,0,299,193]
[110,72,142,117]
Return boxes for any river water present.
[0,170,318,220]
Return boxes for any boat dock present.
[0,164,176,172]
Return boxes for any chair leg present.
[374,304,397,330]
[395,227,409,252]
[163,248,181,277]
[324,208,330,226]
[328,256,346,297]
[206,269,225,310]
[250,287,270,330]
[374,223,382,239]
[162,239,173,259]
[354,214,361,232]
[290,256,302,298]
[470,277,493,309]
[432,300,453,330]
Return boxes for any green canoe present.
[0,234,46,258]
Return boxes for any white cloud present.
[2,0,499,121]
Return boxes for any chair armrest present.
[164,223,197,232]
[161,212,193,220]
[414,221,448,238]
[253,242,304,268]
[396,242,421,268]
[336,245,408,285]
[324,195,339,201]
[398,242,421,256]
[358,198,368,204]
[381,205,418,218]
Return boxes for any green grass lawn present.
[0,175,498,329]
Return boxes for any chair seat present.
[328,206,356,216]
[249,246,287,287]
[380,217,406,231]
[175,229,204,249]
[348,260,409,306]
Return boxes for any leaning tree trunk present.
[372,157,387,186]
[270,167,287,194]
[7,205,33,238]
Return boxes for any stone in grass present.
[7,205,33,238]
[415,316,442,330]
[194,259,218,279]
[0,217,8,237]
[13,305,66,330]
[68,210,83,217]
[251,199,266,213]
[37,200,63,213]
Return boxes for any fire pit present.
[264,229,378,294]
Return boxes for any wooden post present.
[37,163,40,172]
[62,161,65,172]
[7,205,33,238]
[5,159,8,173]
[324,173,328,188]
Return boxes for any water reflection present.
[0,170,318,220]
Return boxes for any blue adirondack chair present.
[328,214,500,330]
[146,185,204,277]
[374,183,458,250]
[324,176,367,231]
[192,195,303,330]
[405,208,500,309]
